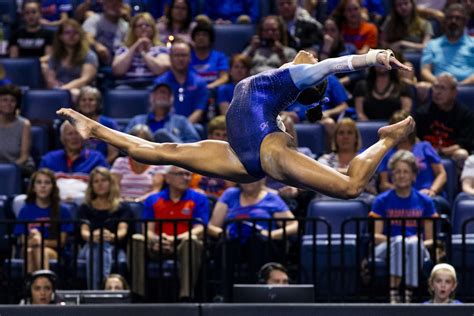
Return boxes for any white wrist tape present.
[365,49,394,67]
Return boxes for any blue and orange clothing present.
[39,148,109,174]
[369,188,438,237]
[14,203,73,237]
[341,21,378,50]
[142,188,210,235]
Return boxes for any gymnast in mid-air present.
[57,49,414,199]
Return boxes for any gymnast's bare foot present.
[56,108,95,139]
[378,116,415,147]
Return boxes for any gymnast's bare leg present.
[57,49,414,198]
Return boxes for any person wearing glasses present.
[58,48,413,202]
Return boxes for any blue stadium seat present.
[0,0,17,26]
[214,24,256,57]
[403,52,421,81]
[457,85,474,112]
[452,199,474,235]
[294,123,325,157]
[30,126,49,165]
[103,89,150,118]
[0,58,43,89]
[123,201,144,234]
[356,121,386,150]
[441,158,458,205]
[22,89,72,122]
[0,164,21,195]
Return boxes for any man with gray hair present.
[414,72,474,166]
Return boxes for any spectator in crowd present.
[112,12,170,89]
[74,86,119,164]
[243,15,298,75]
[42,19,98,99]
[421,3,474,85]
[14,169,73,273]
[9,0,54,58]
[354,66,413,121]
[157,0,195,45]
[190,22,229,89]
[0,85,35,176]
[20,270,58,305]
[331,0,378,54]
[258,262,290,285]
[275,0,323,51]
[132,165,210,299]
[104,273,129,291]
[414,73,474,167]
[0,64,12,86]
[39,121,109,203]
[40,0,73,26]
[190,116,235,198]
[370,150,437,304]
[460,154,474,197]
[379,110,450,215]
[74,0,131,23]
[424,263,462,304]
[381,0,433,53]
[462,0,474,36]
[83,0,129,65]
[78,167,133,289]
[125,82,200,142]
[153,40,208,123]
[203,0,260,24]
[216,54,251,115]
[111,124,167,202]
[317,118,377,204]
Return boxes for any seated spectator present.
[0,85,35,176]
[74,0,131,23]
[40,0,73,26]
[153,40,208,123]
[370,150,437,304]
[0,64,12,86]
[39,121,109,203]
[354,66,413,121]
[190,22,229,89]
[216,54,251,115]
[157,0,195,45]
[258,262,289,285]
[132,166,210,299]
[104,273,129,291]
[125,82,200,143]
[379,110,450,215]
[424,263,462,304]
[83,0,129,65]
[381,0,433,53]
[203,0,260,24]
[276,0,323,51]
[331,0,378,54]
[317,118,377,204]
[111,124,167,202]
[78,167,133,289]
[14,169,73,273]
[42,19,98,99]
[414,73,474,167]
[242,15,297,75]
[74,86,119,164]
[190,116,235,198]
[112,13,170,89]
[460,154,474,197]
[9,0,54,58]
[421,3,474,85]
[20,270,59,305]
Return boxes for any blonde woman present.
[78,167,133,289]
[112,12,170,88]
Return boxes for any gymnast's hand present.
[56,108,95,140]
[375,49,412,72]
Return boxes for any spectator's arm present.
[142,52,170,76]
[207,70,229,90]
[323,102,348,119]
[429,163,447,196]
[421,64,436,84]
[112,47,136,77]
[41,12,68,26]
[462,178,474,195]
[208,201,228,238]
[61,63,97,90]
[188,109,204,124]
[373,219,387,244]
[15,119,32,166]
[266,210,298,239]
[80,223,91,242]
[115,222,128,241]
[355,96,368,121]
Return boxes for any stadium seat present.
[103,89,150,118]
[356,121,386,150]
[22,89,72,123]
[295,123,325,157]
[31,126,49,165]
[403,52,422,81]
[123,201,144,234]
[441,158,458,205]
[452,199,474,235]
[214,24,256,57]
[0,0,17,26]
[0,58,43,89]
[0,164,21,195]
[457,85,474,112]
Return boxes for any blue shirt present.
[83,116,118,158]
[218,187,289,240]
[204,0,260,23]
[39,148,109,174]
[421,33,474,81]
[191,50,229,84]
[216,82,235,106]
[153,70,209,119]
[14,203,73,236]
[41,0,73,21]
[370,189,437,237]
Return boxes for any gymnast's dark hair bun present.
[296,79,328,105]
[305,106,323,123]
